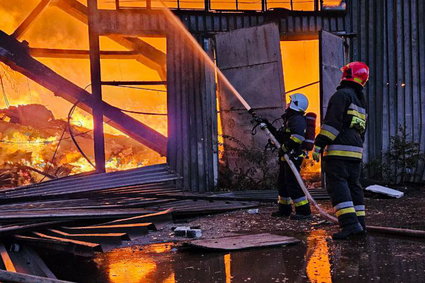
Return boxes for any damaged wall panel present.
[215,23,285,179]
[167,35,218,192]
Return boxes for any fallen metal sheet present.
[7,245,57,279]
[188,233,300,251]
[100,209,173,225]
[0,242,16,271]
[46,229,129,246]
[0,164,180,200]
[32,232,102,253]
[0,197,176,210]
[60,223,155,239]
[14,235,100,257]
[0,208,157,223]
[212,189,330,200]
[0,269,73,283]
[365,185,404,198]
[0,221,66,237]
[145,199,259,217]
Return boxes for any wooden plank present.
[0,269,73,283]
[0,242,16,272]
[188,233,300,251]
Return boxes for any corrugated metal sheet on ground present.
[212,189,329,200]
[143,199,259,216]
[0,164,181,199]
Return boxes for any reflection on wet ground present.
[44,229,425,283]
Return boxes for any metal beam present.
[29,48,142,59]
[101,80,166,86]
[53,0,167,81]
[12,0,51,40]
[0,31,167,155]
[88,0,105,173]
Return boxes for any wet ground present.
[41,187,425,283]
[44,228,425,283]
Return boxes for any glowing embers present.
[95,243,175,283]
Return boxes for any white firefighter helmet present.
[288,93,309,112]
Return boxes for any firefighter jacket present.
[315,81,367,161]
[268,108,307,158]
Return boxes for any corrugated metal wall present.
[176,10,347,37]
[177,0,425,183]
[167,34,218,192]
[348,0,425,182]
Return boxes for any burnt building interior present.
[0,0,424,281]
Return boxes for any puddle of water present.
[306,230,332,283]
[40,230,425,283]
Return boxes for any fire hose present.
[223,77,425,238]
[252,117,338,223]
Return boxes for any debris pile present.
[0,104,165,188]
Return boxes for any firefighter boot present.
[290,203,312,220]
[332,223,364,240]
[358,216,366,233]
[271,204,292,217]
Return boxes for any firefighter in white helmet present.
[265,93,312,219]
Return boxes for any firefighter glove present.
[312,146,321,162]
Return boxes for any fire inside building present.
[0,0,424,282]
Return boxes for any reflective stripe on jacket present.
[314,81,367,161]
[268,109,307,157]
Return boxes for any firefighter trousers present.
[324,158,365,230]
[277,157,311,215]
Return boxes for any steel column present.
[88,0,105,173]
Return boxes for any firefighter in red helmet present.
[313,61,369,240]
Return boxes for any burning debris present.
[0,103,165,188]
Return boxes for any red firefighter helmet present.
[340,61,369,87]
